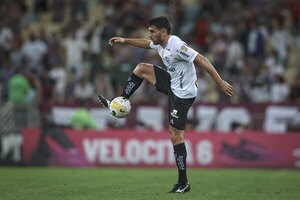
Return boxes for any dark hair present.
[149,16,171,34]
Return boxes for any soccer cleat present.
[97,94,110,108]
[169,182,191,193]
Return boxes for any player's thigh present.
[153,65,171,95]
[133,63,156,85]
[169,94,195,130]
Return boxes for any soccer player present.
[98,16,234,193]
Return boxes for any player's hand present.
[219,80,234,97]
[109,37,125,46]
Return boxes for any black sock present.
[121,73,143,99]
[174,143,188,184]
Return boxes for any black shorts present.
[154,65,195,130]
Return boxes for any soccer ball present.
[109,96,131,118]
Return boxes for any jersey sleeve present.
[171,40,198,62]
[149,41,159,50]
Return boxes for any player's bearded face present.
[148,26,163,45]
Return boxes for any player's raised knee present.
[134,63,152,75]
[133,63,154,82]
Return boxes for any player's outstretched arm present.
[194,54,234,97]
[109,37,151,49]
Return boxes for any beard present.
[151,36,162,45]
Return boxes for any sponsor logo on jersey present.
[176,49,190,58]
[178,44,190,57]
[170,109,179,119]
[180,45,188,52]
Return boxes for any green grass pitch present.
[0,167,299,200]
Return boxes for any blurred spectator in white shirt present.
[225,27,245,76]
[73,77,94,103]
[247,20,267,59]
[49,60,67,103]
[264,49,285,77]
[90,20,103,57]
[93,68,114,100]
[270,20,291,64]
[0,19,14,53]
[270,74,289,103]
[249,76,270,103]
[64,31,88,78]
[21,32,47,74]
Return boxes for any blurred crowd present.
[0,0,300,110]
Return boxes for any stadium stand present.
[0,0,299,132]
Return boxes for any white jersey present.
[150,35,198,98]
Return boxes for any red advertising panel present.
[22,129,300,168]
